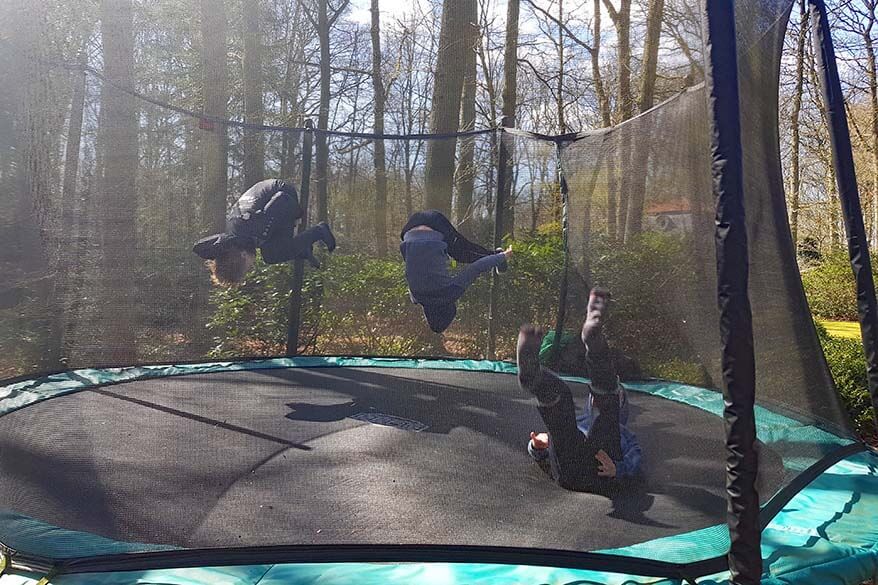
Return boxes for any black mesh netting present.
[0,0,860,567]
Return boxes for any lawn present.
[819,319,862,340]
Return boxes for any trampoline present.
[2,357,876,585]
[0,364,785,553]
[2,0,878,582]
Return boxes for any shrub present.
[816,322,877,439]
[801,251,878,321]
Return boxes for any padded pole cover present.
[286,119,314,355]
[702,1,762,583]
[809,0,878,430]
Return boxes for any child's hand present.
[595,450,617,478]
[530,431,549,450]
[503,245,513,258]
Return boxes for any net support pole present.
[286,119,314,356]
[809,0,878,430]
[702,2,761,583]
[550,140,571,362]
[486,119,510,359]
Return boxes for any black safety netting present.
[0,0,862,572]
[563,0,854,440]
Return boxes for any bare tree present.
[62,45,89,232]
[790,3,809,247]
[98,0,139,363]
[456,1,479,231]
[498,0,520,236]
[854,0,878,248]
[201,0,228,232]
[242,0,265,186]
[625,0,665,238]
[371,0,388,255]
[424,0,473,215]
[311,0,351,223]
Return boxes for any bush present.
[207,251,444,357]
[802,251,878,320]
[815,322,877,439]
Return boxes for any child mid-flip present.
[192,179,336,285]
[400,210,512,333]
[517,288,642,493]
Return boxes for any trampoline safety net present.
[0,0,872,581]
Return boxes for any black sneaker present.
[317,222,336,252]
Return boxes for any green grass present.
[819,319,862,340]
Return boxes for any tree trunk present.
[98,0,139,364]
[638,0,664,113]
[790,5,808,248]
[625,0,664,238]
[58,45,88,364]
[371,0,388,255]
[605,0,632,242]
[280,2,306,181]
[498,0,519,237]
[593,0,615,241]
[62,49,87,232]
[592,0,610,128]
[242,0,265,187]
[866,32,878,251]
[477,24,499,218]
[201,0,228,232]
[455,1,479,231]
[315,0,331,222]
[9,0,64,370]
[424,0,471,215]
[557,0,566,133]
[615,0,633,121]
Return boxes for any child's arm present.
[614,427,642,478]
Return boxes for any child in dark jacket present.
[400,210,512,333]
[518,288,643,493]
[192,179,336,285]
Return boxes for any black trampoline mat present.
[0,367,785,552]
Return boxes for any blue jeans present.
[401,210,493,264]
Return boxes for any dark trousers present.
[532,352,622,492]
[260,225,324,265]
[401,210,493,264]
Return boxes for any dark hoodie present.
[192,179,303,262]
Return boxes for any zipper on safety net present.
[0,543,58,583]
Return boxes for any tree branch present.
[328,0,351,28]
[601,0,620,24]
[523,0,595,55]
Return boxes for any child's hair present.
[206,247,254,286]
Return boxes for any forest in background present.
[1,0,877,439]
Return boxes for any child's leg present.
[401,210,493,263]
[400,210,455,239]
[448,252,506,291]
[585,394,623,461]
[581,288,619,395]
[445,229,494,264]
[518,326,595,489]
[260,224,333,265]
[580,288,623,461]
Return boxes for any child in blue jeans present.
[400,210,512,333]
[518,288,642,493]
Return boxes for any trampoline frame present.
[0,356,872,584]
[2,0,878,582]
